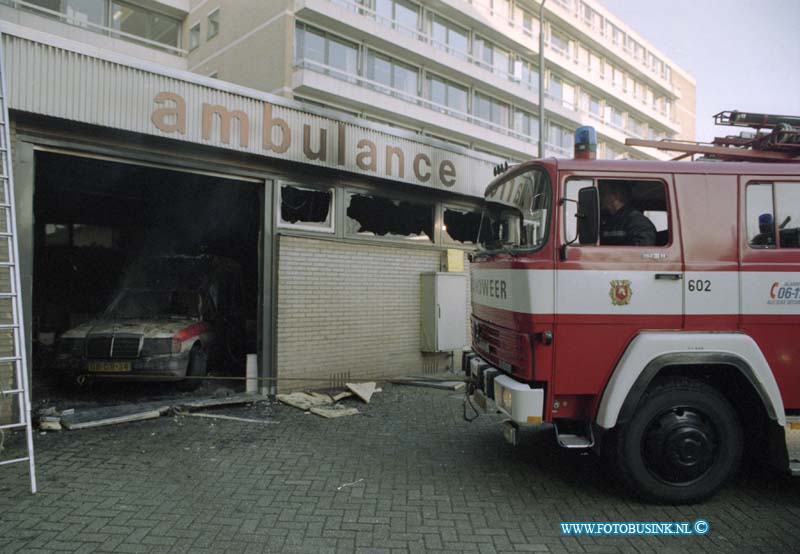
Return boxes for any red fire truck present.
[464,112,800,504]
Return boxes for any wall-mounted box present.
[420,272,467,352]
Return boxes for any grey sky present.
[598,0,800,143]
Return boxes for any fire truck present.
[464,111,800,504]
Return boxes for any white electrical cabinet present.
[420,272,468,352]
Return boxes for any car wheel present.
[616,377,742,504]
[179,344,207,391]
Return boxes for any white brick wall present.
[276,235,471,392]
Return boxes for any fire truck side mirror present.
[577,186,599,246]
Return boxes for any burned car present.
[54,255,243,386]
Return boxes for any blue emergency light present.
[574,126,597,159]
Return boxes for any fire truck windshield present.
[479,166,551,252]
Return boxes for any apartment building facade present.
[0,0,695,399]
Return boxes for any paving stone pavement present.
[1,384,799,554]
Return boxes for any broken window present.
[346,192,433,242]
[443,207,487,246]
[278,184,334,232]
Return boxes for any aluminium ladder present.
[0,33,37,494]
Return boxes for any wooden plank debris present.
[180,412,278,425]
[177,394,264,412]
[346,382,377,403]
[61,405,169,430]
[389,376,465,391]
[309,406,359,419]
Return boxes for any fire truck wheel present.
[616,378,742,504]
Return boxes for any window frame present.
[276,182,336,234]
[343,188,436,245]
[563,177,671,247]
[207,7,219,40]
[188,22,201,51]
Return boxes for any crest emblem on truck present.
[609,280,633,306]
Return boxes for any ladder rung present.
[0,457,31,467]
[0,422,27,430]
[0,356,21,362]
[0,295,18,300]
[1,388,23,395]
[0,233,13,238]
[0,322,19,327]
[0,263,16,268]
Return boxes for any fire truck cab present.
[465,131,800,504]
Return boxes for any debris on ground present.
[315,387,353,402]
[38,394,271,431]
[177,393,262,412]
[389,375,465,391]
[61,404,170,430]
[309,406,360,419]
[336,478,364,490]
[38,416,62,431]
[179,412,278,425]
[276,391,334,411]
[346,382,378,403]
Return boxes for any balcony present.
[292,57,671,161]
[292,58,538,159]
[0,0,187,66]
[298,0,680,140]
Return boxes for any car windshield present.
[104,289,200,319]
[479,166,551,252]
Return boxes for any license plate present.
[88,360,132,373]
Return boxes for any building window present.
[426,74,468,118]
[64,0,107,27]
[188,22,200,50]
[548,122,573,156]
[473,92,509,130]
[608,105,624,129]
[514,60,539,91]
[473,36,510,76]
[430,14,469,60]
[627,117,643,137]
[442,207,485,246]
[549,28,570,55]
[374,0,419,38]
[346,191,434,243]
[513,108,539,141]
[277,184,334,233]
[581,92,602,118]
[111,2,181,47]
[295,24,358,81]
[366,51,418,97]
[207,8,219,39]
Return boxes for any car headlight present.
[141,338,182,356]
[58,338,85,356]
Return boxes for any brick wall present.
[276,235,471,392]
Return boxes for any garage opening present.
[31,150,262,401]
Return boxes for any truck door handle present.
[655,273,683,281]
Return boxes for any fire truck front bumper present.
[468,357,544,425]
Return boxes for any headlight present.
[501,389,513,412]
[141,338,182,356]
[58,338,84,356]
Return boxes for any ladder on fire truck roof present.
[626,110,800,162]
[0,35,37,494]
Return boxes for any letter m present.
[202,104,250,147]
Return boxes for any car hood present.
[61,319,204,339]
